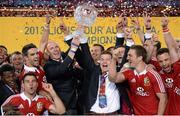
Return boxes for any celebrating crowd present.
[0,14,180,115]
[0,6,179,17]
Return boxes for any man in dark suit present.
[0,64,19,107]
[72,37,120,114]
[43,36,80,114]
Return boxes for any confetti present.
[0,0,179,17]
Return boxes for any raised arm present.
[67,35,80,60]
[161,16,180,62]
[59,17,71,37]
[39,15,51,52]
[131,17,144,44]
[146,39,156,62]
[115,15,127,47]
[121,27,135,68]
[143,13,152,40]
[42,83,65,114]
[108,50,126,83]
[44,37,80,79]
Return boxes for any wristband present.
[144,33,152,39]
[70,46,78,52]
[126,39,135,47]
[69,49,76,54]
[64,34,73,41]
[44,26,49,30]
[163,28,169,33]
[116,33,125,38]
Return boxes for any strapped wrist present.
[44,26,49,30]
[163,28,169,33]
[70,47,77,52]
[126,39,135,47]
[44,23,50,27]
[71,42,79,48]
[145,33,152,39]
[64,34,73,41]
[116,33,124,38]
[69,49,76,54]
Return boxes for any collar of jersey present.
[20,92,39,106]
[134,68,147,76]
[21,92,38,101]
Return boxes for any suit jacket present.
[75,43,108,113]
[75,36,132,114]
[115,36,133,114]
[43,53,77,111]
[0,82,16,106]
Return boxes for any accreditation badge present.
[37,102,43,112]
[99,95,107,108]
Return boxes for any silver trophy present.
[74,4,98,27]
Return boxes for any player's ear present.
[138,56,143,62]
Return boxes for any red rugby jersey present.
[1,93,52,115]
[159,60,180,115]
[122,68,165,115]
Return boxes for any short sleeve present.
[122,69,134,81]
[148,70,166,93]
[42,98,53,110]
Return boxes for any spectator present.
[0,45,8,66]
[9,51,24,78]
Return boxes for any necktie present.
[99,72,108,108]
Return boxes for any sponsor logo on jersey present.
[136,87,149,96]
[174,87,180,96]
[165,78,173,88]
